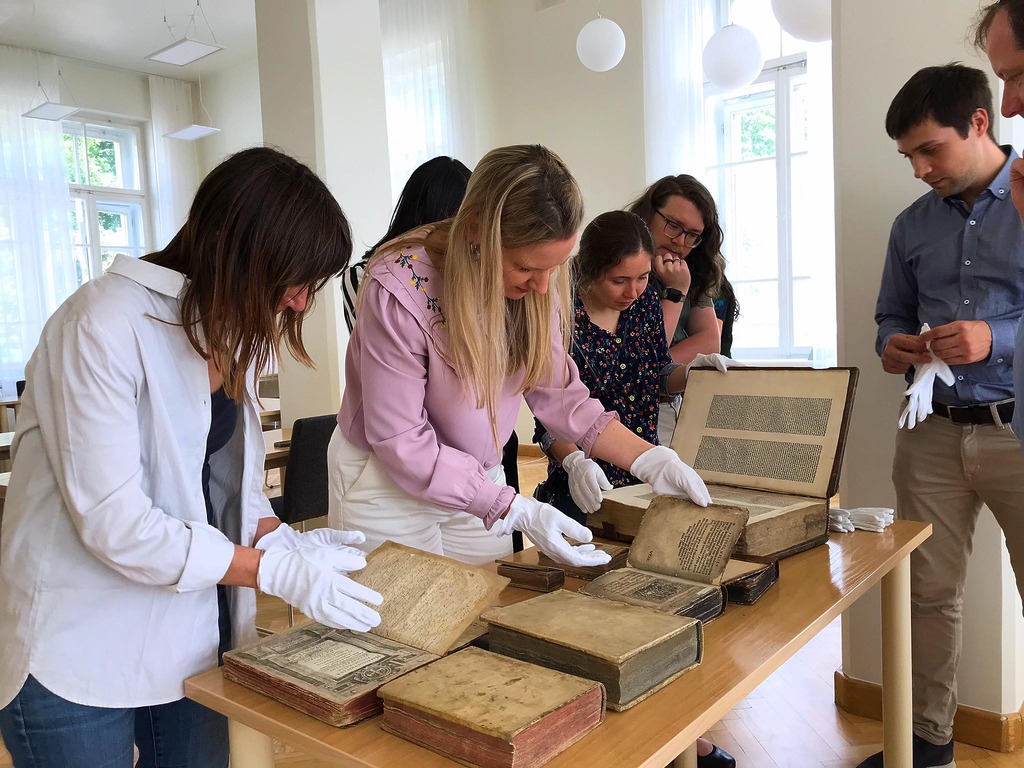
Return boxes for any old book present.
[589,367,858,561]
[222,541,508,726]
[482,589,702,711]
[496,561,565,593]
[378,647,605,768]
[723,558,779,605]
[495,540,628,587]
[579,496,747,622]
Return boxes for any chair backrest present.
[15,380,25,398]
[279,414,338,526]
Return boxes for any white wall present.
[193,58,263,178]
[58,56,149,121]
[835,0,1024,715]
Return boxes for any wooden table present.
[260,398,281,431]
[0,431,12,472]
[185,521,930,768]
[0,399,19,433]
[263,428,291,472]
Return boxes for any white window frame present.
[62,116,152,283]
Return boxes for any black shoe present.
[855,735,955,767]
[696,745,736,768]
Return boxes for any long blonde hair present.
[372,145,583,441]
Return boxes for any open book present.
[590,367,858,561]
[579,496,752,622]
[222,541,508,726]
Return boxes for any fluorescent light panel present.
[146,37,222,67]
[164,124,221,141]
[23,101,79,121]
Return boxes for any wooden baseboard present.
[518,444,544,459]
[835,669,1024,753]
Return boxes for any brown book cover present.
[496,561,565,593]
[222,541,509,726]
[589,366,858,561]
[378,647,605,768]
[722,558,779,605]
[482,589,702,711]
[580,497,748,622]
[495,540,628,586]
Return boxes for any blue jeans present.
[0,676,228,768]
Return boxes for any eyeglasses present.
[655,209,703,247]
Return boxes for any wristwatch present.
[538,431,556,458]
[663,287,684,303]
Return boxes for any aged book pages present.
[670,367,854,498]
[379,648,605,768]
[355,541,509,656]
[222,624,438,726]
[535,540,628,580]
[627,496,749,584]
[579,569,721,618]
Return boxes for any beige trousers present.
[326,428,513,567]
[892,408,1024,744]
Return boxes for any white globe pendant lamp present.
[702,24,764,91]
[576,16,626,72]
[771,0,831,43]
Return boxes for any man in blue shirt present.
[864,63,1024,768]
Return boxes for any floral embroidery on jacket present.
[395,247,444,322]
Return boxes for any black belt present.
[931,400,1014,425]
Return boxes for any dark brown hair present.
[626,175,726,302]
[885,63,996,140]
[974,1,1024,50]
[574,211,654,289]
[145,146,352,400]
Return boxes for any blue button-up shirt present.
[875,147,1024,409]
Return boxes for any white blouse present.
[0,255,272,708]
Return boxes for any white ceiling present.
[0,0,257,81]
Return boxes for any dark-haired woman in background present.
[713,275,740,358]
[0,147,382,767]
[628,175,728,446]
[341,155,472,333]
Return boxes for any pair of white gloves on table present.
[500,354,735,568]
[898,324,955,430]
[255,524,383,633]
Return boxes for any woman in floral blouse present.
[534,210,690,523]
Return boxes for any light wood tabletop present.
[0,400,19,434]
[185,521,930,768]
[262,428,291,472]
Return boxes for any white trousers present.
[327,428,513,566]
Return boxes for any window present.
[62,119,149,286]
[703,0,836,363]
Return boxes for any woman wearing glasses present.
[628,175,728,445]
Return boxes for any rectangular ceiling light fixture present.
[23,101,79,121]
[146,37,222,67]
[164,124,221,141]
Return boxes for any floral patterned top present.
[539,284,673,489]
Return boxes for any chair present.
[269,413,338,627]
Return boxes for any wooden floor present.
[1,454,1020,767]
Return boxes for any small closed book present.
[590,367,858,561]
[378,647,605,768]
[495,540,628,588]
[579,496,748,622]
[482,589,702,711]
[222,541,509,726]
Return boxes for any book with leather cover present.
[222,541,508,726]
[579,496,748,622]
[495,540,627,589]
[481,589,702,712]
[378,647,605,768]
[589,367,858,561]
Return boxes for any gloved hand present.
[685,353,742,379]
[562,450,613,514]
[630,446,711,506]
[494,495,612,567]
[898,324,955,430]
[258,542,383,632]
[255,523,367,556]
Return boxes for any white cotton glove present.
[562,450,613,514]
[255,523,367,556]
[494,495,612,568]
[257,540,383,632]
[685,353,742,379]
[898,324,955,430]
[630,446,711,507]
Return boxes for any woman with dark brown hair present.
[0,147,382,768]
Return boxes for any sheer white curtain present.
[379,0,475,199]
[642,0,709,181]
[148,75,200,248]
[0,45,78,391]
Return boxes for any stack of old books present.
[589,366,859,563]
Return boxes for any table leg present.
[671,743,697,768]
[880,555,912,768]
[227,719,275,768]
